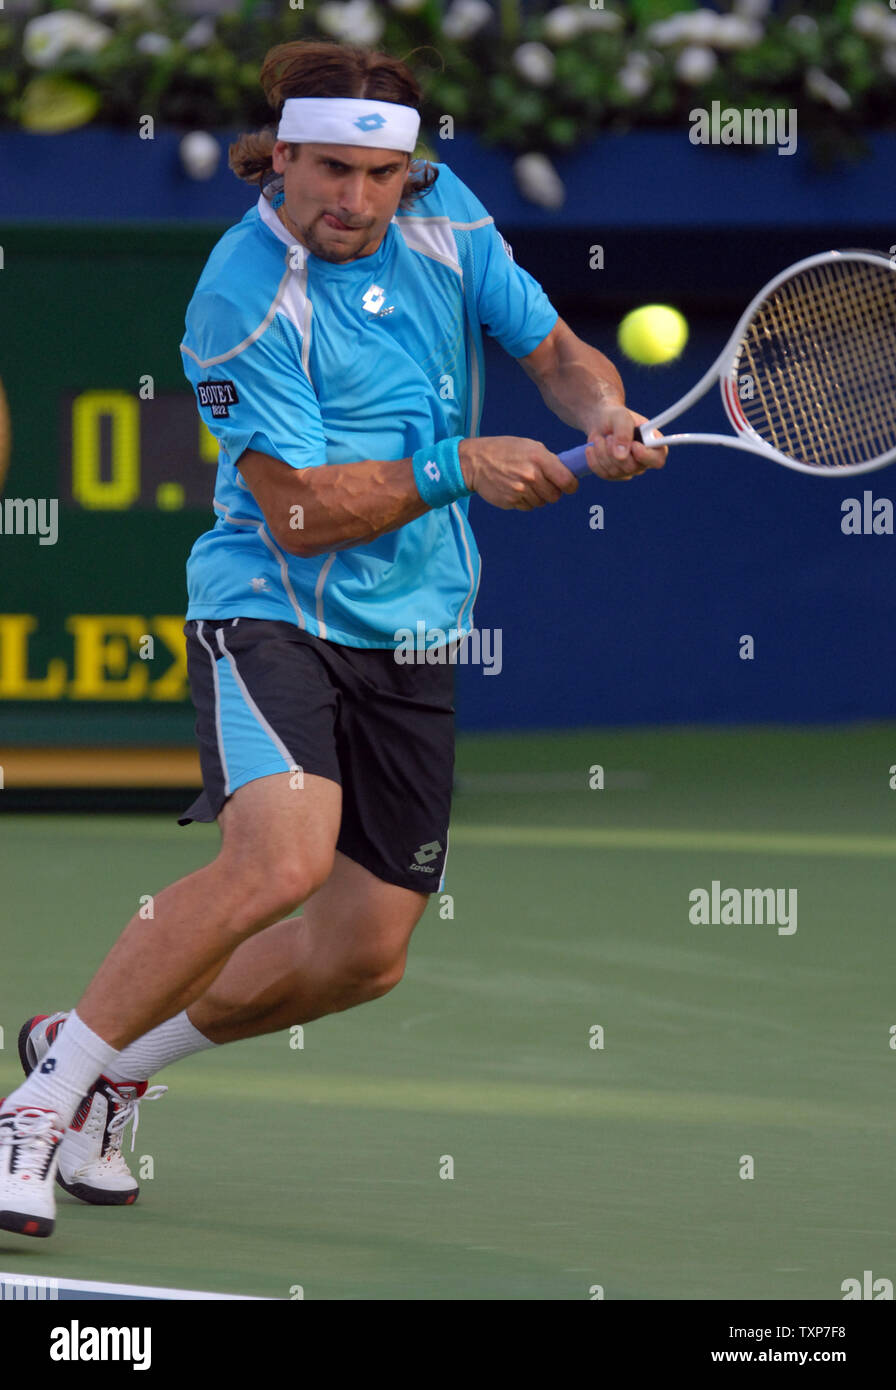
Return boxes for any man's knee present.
[346,942,408,1001]
[219,854,335,932]
[215,772,341,931]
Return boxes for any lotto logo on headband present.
[277,97,421,153]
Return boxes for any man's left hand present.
[580,402,668,482]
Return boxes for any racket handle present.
[558,427,645,478]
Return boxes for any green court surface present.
[1,724,894,1301]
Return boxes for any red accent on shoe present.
[69,1094,93,1133]
[98,1077,149,1099]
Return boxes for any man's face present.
[271,141,410,263]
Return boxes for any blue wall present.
[457,308,896,728]
[3,128,895,231]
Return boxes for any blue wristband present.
[412,437,470,509]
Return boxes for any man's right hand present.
[458,437,580,511]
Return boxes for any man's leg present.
[0,771,343,1234]
[24,851,428,1097]
[8,849,429,1219]
[3,771,339,1110]
[25,853,428,1087]
[76,772,341,1048]
[186,850,429,1043]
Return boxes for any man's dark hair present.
[229,40,437,210]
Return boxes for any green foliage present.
[2,0,893,163]
[627,0,695,19]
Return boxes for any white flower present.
[389,0,426,10]
[136,32,173,57]
[681,10,722,44]
[23,12,113,68]
[512,42,555,88]
[646,15,686,46]
[711,16,763,51]
[180,131,221,181]
[805,67,852,110]
[542,7,583,43]
[182,17,216,50]
[675,45,718,85]
[618,55,652,100]
[513,152,565,210]
[852,2,892,40]
[441,0,492,41]
[88,0,147,14]
[649,8,755,49]
[647,11,718,46]
[884,46,896,77]
[618,66,651,99]
[787,16,818,37]
[541,3,623,43]
[317,0,384,45]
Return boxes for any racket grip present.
[558,427,644,478]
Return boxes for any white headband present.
[277,97,420,153]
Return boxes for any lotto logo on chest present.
[361,284,395,318]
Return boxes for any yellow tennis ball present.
[617,305,688,365]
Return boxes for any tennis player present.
[0,39,665,1236]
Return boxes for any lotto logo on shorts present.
[410,841,442,873]
[197,380,239,418]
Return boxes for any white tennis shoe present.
[17,1013,167,1206]
[0,1104,65,1237]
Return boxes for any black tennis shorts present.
[178,618,455,894]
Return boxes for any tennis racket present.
[557,249,896,479]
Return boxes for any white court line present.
[449,824,896,858]
[0,1271,272,1300]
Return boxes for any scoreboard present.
[62,390,221,513]
[0,224,226,747]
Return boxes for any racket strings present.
[749,263,893,467]
[735,258,896,469]
[747,266,893,466]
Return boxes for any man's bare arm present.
[518,317,667,481]
[240,320,664,554]
[237,450,428,558]
[518,316,625,429]
[238,435,581,555]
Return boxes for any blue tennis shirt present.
[180,162,558,648]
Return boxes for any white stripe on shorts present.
[214,626,299,773]
[195,620,231,796]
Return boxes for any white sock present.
[104,1011,217,1083]
[3,1010,120,1127]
